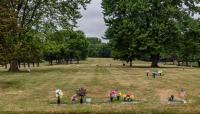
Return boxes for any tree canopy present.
[102,0,200,67]
[44,30,89,65]
[0,0,91,71]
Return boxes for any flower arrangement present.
[180,88,186,98]
[109,90,119,102]
[109,90,134,102]
[76,87,87,104]
[122,94,134,102]
[158,70,163,76]
[71,94,78,103]
[55,89,63,104]
[146,70,150,76]
[179,88,187,104]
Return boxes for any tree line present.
[0,0,91,72]
[87,37,111,58]
[102,0,200,67]
[44,30,89,65]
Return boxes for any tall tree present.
[0,0,91,71]
[177,17,200,66]
[0,0,21,70]
[102,0,200,67]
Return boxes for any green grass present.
[0,58,200,113]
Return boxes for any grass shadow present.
[0,80,23,89]
[101,65,182,69]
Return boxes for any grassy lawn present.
[0,58,200,113]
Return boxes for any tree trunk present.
[129,59,133,67]
[5,63,7,69]
[198,60,200,67]
[151,54,160,67]
[178,61,181,66]
[77,57,79,64]
[164,60,167,65]
[9,60,19,72]
[66,58,69,64]
[173,60,175,65]
[32,62,35,67]
[18,61,21,68]
[186,61,189,67]
[70,58,72,64]
[49,60,53,65]
[23,62,26,68]
[28,63,30,67]
[37,62,39,67]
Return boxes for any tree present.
[177,17,200,66]
[87,37,111,58]
[43,30,89,65]
[102,0,200,67]
[0,0,21,71]
[98,43,112,58]
[0,0,91,71]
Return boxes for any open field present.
[0,58,200,114]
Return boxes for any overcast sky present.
[76,1,199,42]
[77,0,107,42]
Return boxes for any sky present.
[77,0,108,42]
[76,1,199,42]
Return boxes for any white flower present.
[182,99,187,104]
[55,89,63,98]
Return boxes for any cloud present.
[77,0,108,42]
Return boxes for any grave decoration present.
[109,90,134,102]
[71,94,78,103]
[167,93,187,104]
[148,69,164,78]
[121,92,134,102]
[76,87,87,104]
[109,90,121,102]
[158,70,163,76]
[179,88,187,104]
[152,69,158,78]
[168,95,174,101]
[146,70,150,77]
[55,89,63,105]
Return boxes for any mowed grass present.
[0,58,200,113]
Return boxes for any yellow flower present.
[118,92,122,96]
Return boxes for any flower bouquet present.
[122,94,134,102]
[55,89,63,105]
[71,94,78,103]
[109,90,122,102]
[76,87,87,104]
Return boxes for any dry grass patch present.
[0,58,200,113]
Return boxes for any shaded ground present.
[0,58,199,113]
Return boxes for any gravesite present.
[0,0,200,114]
